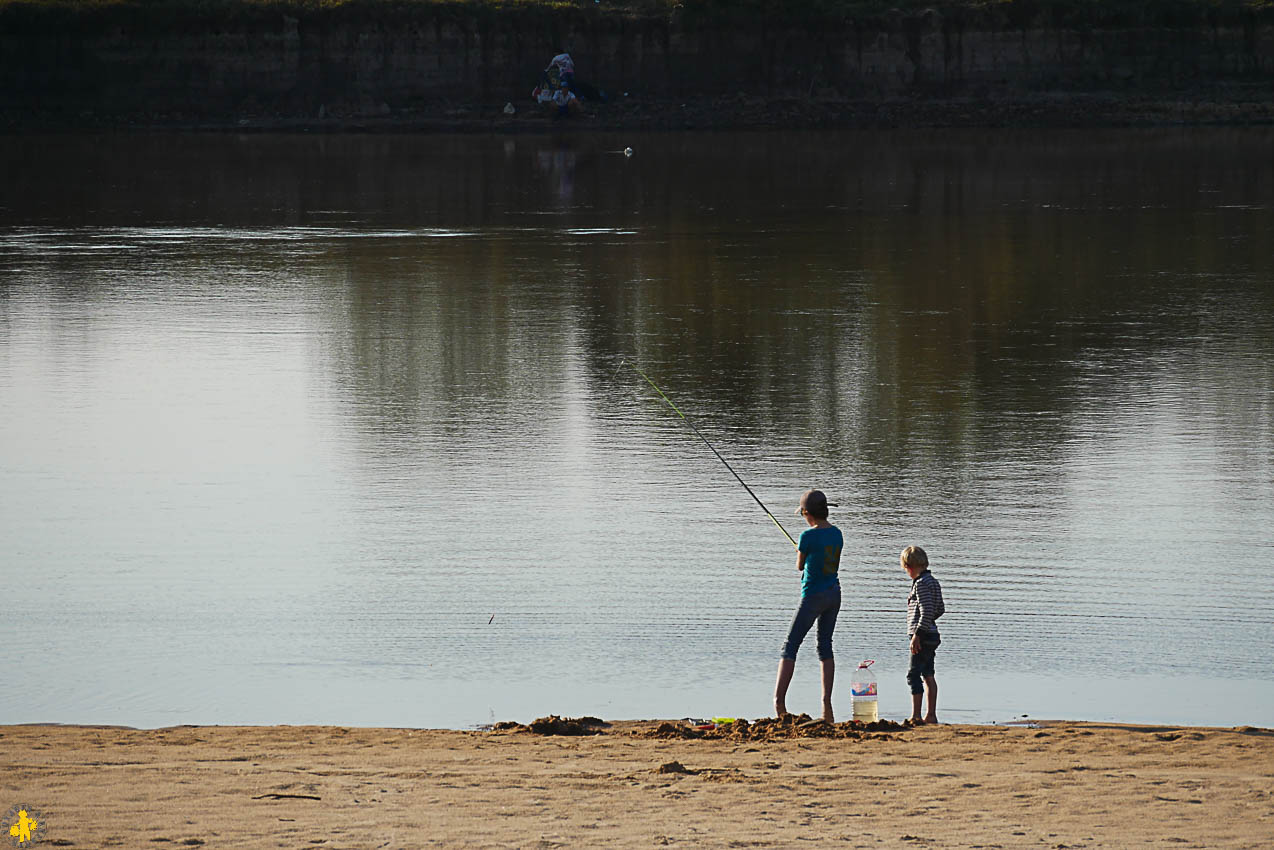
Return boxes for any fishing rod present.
[619,360,798,550]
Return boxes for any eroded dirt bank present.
[2,1,1272,130]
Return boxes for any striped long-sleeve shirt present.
[907,570,945,636]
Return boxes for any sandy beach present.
[2,717,1271,848]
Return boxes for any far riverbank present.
[3,0,1272,131]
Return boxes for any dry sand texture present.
[1,719,1271,848]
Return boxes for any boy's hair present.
[900,545,929,569]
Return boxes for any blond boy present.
[902,545,944,724]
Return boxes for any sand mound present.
[493,713,906,740]
[496,715,609,736]
[635,715,905,741]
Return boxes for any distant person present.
[774,489,843,723]
[551,81,581,118]
[901,545,945,724]
[541,51,606,103]
[544,52,575,90]
[532,82,556,107]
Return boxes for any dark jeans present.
[781,585,841,661]
[906,629,941,694]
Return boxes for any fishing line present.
[619,360,798,550]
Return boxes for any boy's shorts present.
[906,629,941,694]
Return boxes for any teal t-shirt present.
[798,525,843,595]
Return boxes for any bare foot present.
[775,702,788,719]
[906,717,926,726]
[924,715,938,725]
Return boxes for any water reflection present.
[0,129,1271,727]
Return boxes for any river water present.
[1,130,1272,729]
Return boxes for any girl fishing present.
[773,489,842,722]
[622,364,842,721]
